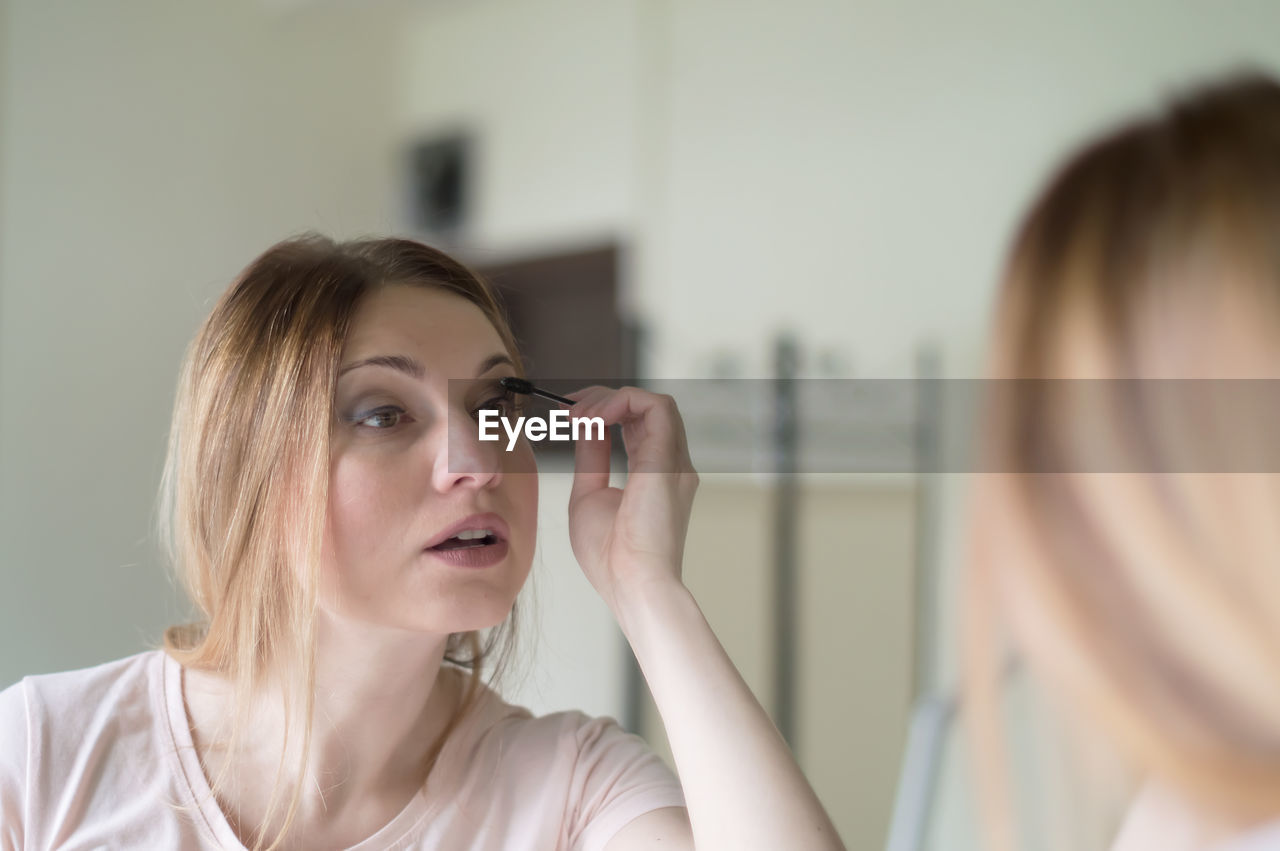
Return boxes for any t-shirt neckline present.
[155,649,475,850]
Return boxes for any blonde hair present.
[157,234,527,850]
[963,72,1280,850]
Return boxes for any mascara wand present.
[499,377,578,408]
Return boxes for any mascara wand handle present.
[499,376,579,408]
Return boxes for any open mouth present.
[429,529,502,551]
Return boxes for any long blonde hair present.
[157,234,527,850]
[963,72,1280,850]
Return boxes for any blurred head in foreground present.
[964,71,1280,849]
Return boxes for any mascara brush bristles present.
[499,376,577,407]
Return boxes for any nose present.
[432,408,504,493]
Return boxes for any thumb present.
[569,416,612,508]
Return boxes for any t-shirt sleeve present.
[565,714,687,851]
[0,680,29,851]
[1109,779,1218,851]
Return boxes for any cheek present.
[507,440,539,476]
[504,444,539,549]
[326,452,404,558]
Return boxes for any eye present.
[351,405,408,430]
[474,389,524,419]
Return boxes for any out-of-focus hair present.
[963,71,1280,850]
[156,235,527,851]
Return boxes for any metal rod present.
[884,694,957,851]
[886,655,1021,851]
[772,334,800,747]
[621,317,648,735]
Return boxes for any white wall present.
[394,0,641,255]
[393,0,1280,385]
[0,0,404,687]
[648,1,1280,381]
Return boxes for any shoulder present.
[0,673,32,757]
[0,680,27,850]
[17,650,159,725]
[445,675,680,788]
[0,677,27,726]
[461,683,656,773]
[8,650,164,777]
[0,675,31,760]
[1111,780,1268,851]
[1217,820,1280,851]
[0,651,164,846]
[18,649,157,695]
[454,685,685,848]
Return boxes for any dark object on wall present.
[477,243,638,458]
[409,134,469,234]
[478,244,638,386]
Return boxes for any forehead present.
[342,285,504,360]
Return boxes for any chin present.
[406,594,517,635]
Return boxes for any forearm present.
[615,575,846,851]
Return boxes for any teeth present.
[452,528,493,541]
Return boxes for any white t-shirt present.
[0,650,686,850]
[1111,781,1280,851]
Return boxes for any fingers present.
[566,386,614,504]
[562,385,610,407]
[569,420,612,506]
[568,386,697,476]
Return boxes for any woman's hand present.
[562,386,700,620]
[561,386,845,850]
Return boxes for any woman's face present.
[322,285,538,634]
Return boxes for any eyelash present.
[351,406,407,430]
[347,390,524,431]
[476,390,524,419]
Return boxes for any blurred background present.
[3,2,1280,848]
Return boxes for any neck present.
[185,608,466,829]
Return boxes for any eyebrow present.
[338,352,515,380]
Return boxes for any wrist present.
[612,572,696,645]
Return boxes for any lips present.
[424,512,510,550]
